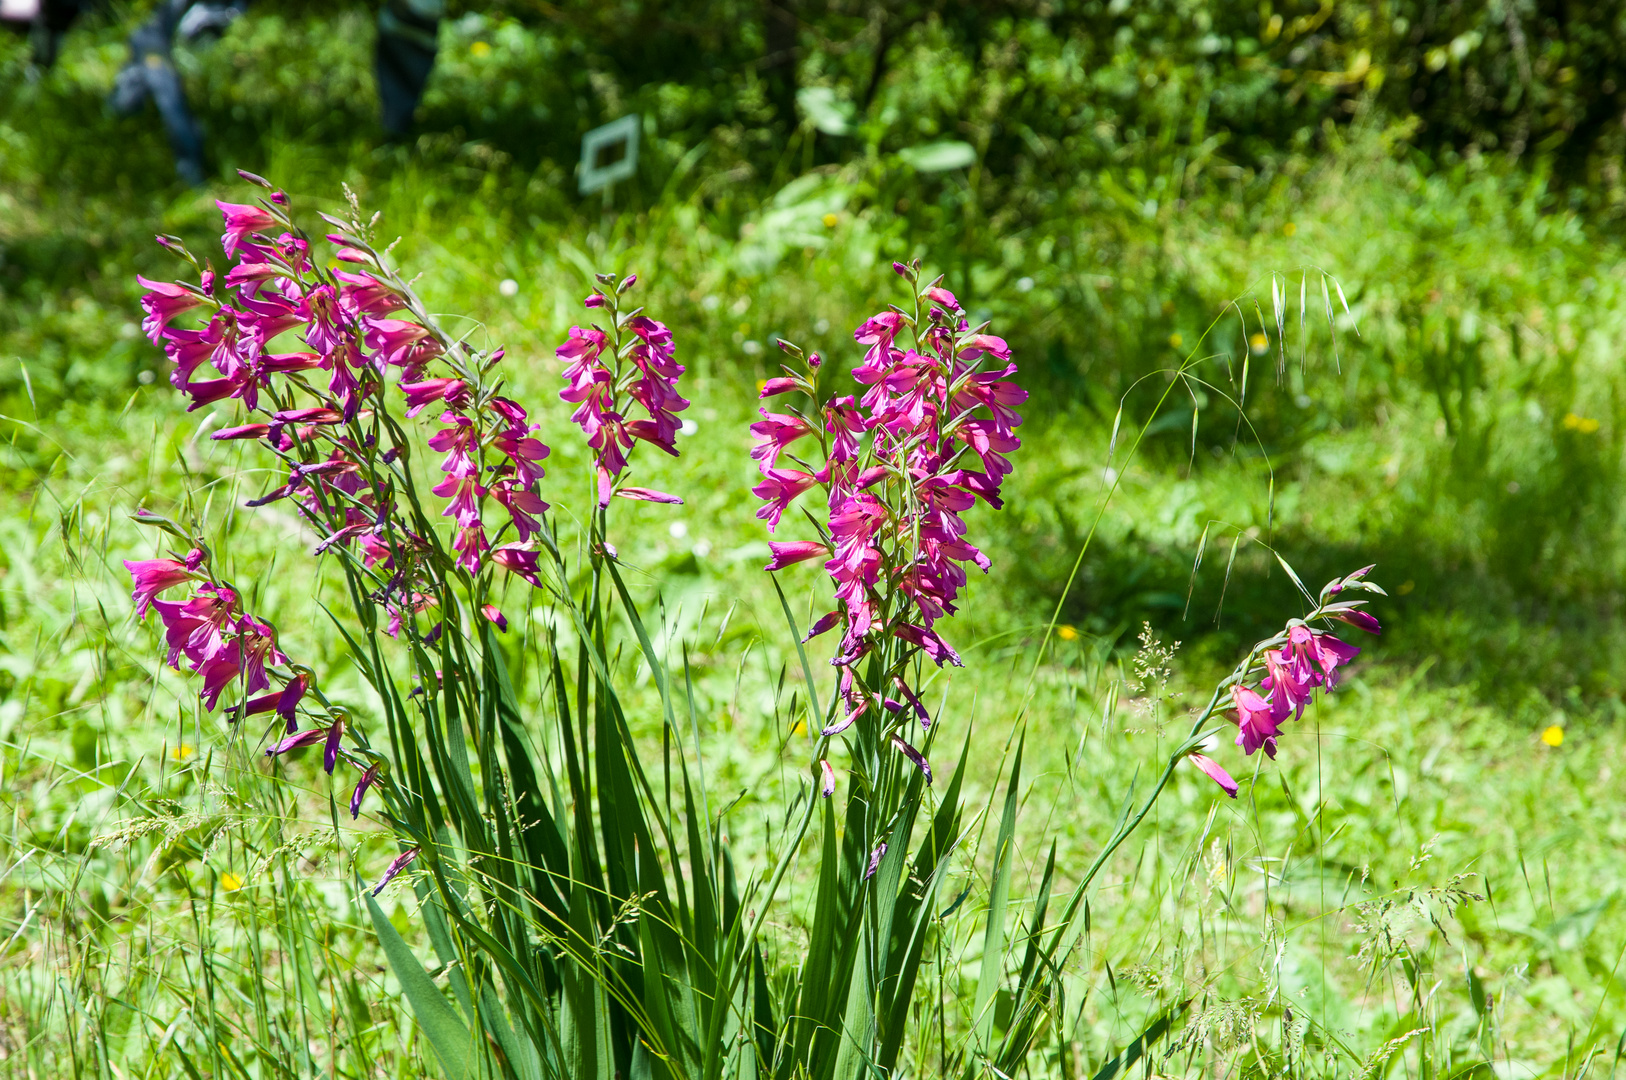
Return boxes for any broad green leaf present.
[365,889,476,1080]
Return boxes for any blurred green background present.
[4,1,1626,1077]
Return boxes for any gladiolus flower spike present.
[1185,570,1385,799]
[128,180,579,898]
[749,262,1026,776]
[555,274,689,509]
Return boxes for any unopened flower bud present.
[617,273,638,293]
[584,293,606,308]
[236,169,274,189]
[808,352,822,369]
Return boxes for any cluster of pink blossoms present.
[556,273,687,508]
[122,533,382,817]
[1188,566,1384,797]
[751,262,1025,761]
[136,177,553,624]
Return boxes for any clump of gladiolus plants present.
[124,175,1383,1079]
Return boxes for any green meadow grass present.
[5,17,1626,1079]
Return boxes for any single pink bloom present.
[1189,754,1238,798]
[764,541,829,571]
[614,487,683,504]
[215,200,279,256]
[136,276,207,344]
[481,604,508,632]
[751,468,817,531]
[491,545,545,589]
[124,558,196,619]
[1231,683,1285,758]
[400,377,467,418]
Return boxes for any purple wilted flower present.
[890,734,932,785]
[351,763,381,819]
[819,759,836,797]
[323,714,345,774]
[265,727,326,758]
[863,842,888,881]
[372,847,420,895]
[1189,753,1238,798]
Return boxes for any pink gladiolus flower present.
[213,424,272,441]
[400,377,467,418]
[334,270,403,318]
[491,545,545,589]
[364,318,442,377]
[1189,753,1239,798]
[614,487,683,504]
[1231,683,1286,758]
[124,558,197,619]
[750,410,813,469]
[760,376,803,398]
[765,541,829,571]
[481,604,508,632]
[1283,624,1360,685]
[137,277,208,344]
[216,200,279,256]
[752,469,817,531]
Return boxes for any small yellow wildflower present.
[1562,412,1601,434]
[1249,332,1270,354]
[822,213,839,228]
[791,720,807,736]
[470,41,491,58]
[1057,625,1079,642]
[171,744,194,761]
[1541,725,1564,747]
[221,872,245,892]
[1168,333,1183,349]
[1283,222,1297,237]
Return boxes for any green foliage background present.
[3,1,1626,1077]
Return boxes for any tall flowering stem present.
[751,260,1025,785]
[988,565,1386,1065]
[130,175,568,889]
